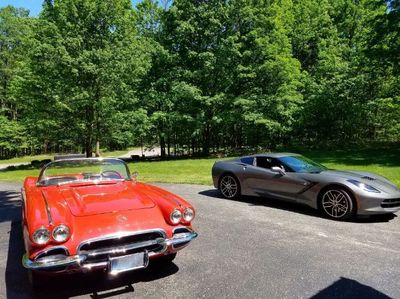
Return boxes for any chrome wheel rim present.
[220,176,238,198]
[321,190,351,218]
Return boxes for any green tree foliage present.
[0,6,32,156]
[20,0,152,156]
[0,0,398,158]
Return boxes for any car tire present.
[219,174,241,200]
[319,187,356,220]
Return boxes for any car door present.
[245,156,309,200]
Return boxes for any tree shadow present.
[310,277,393,299]
[298,148,400,167]
[5,219,179,299]
[198,189,397,223]
[0,190,22,223]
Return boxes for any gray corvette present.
[212,153,400,220]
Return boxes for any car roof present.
[242,153,300,159]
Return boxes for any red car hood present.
[42,181,156,217]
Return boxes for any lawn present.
[0,148,398,187]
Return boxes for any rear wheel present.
[319,188,356,220]
[219,174,241,199]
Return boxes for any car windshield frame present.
[278,155,327,173]
[37,158,132,186]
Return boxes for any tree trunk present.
[167,133,171,157]
[95,141,100,157]
[160,134,166,158]
[203,123,210,156]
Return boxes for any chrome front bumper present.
[23,229,198,270]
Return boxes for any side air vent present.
[361,176,375,181]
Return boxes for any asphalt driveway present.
[0,182,399,299]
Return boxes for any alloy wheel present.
[321,189,352,219]
[220,176,238,198]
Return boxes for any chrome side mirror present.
[271,166,285,175]
[132,171,139,180]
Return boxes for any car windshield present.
[37,158,131,186]
[278,155,327,173]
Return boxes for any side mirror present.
[132,171,139,180]
[271,166,285,175]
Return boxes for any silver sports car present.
[212,153,400,220]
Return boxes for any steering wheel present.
[100,170,123,179]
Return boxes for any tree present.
[22,0,151,156]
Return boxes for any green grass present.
[130,159,216,185]
[0,148,398,187]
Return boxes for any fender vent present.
[361,176,375,181]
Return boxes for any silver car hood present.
[318,170,400,194]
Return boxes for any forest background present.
[0,0,399,159]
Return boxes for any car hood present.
[318,170,400,193]
[42,181,156,217]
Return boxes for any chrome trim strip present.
[23,253,86,270]
[166,229,198,247]
[40,190,53,225]
[172,226,191,234]
[34,246,69,260]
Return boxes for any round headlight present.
[170,209,182,224]
[52,224,70,242]
[32,228,50,245]
[183,208,194,222]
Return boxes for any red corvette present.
[21,158,197,287]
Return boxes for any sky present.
[0,0,142,16]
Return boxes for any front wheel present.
[219,174,241,199]
[319,188,356,220]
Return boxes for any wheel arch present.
[317,183,358,211]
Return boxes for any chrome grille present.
[78,230,166,263]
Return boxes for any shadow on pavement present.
[0,190,21,223]
[31,262,179,299]
[199,189,397,223]
[310,277,393,299]
[6,218,179,299]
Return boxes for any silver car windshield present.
[37,158,131,186]
[279,156,327,173]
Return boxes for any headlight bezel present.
[52,224,70,243]
[32,227,51,245]
[348,179,380,193]
[183,207,194,222]
[170,209,182,225]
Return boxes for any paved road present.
[119,147,161,158]
[0,182,399,299]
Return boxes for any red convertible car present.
[21,158,197,287]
